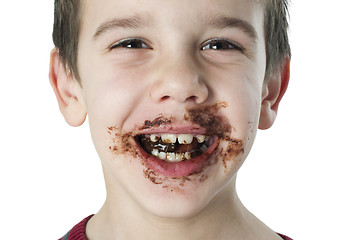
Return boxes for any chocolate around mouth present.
[108,102,244,181]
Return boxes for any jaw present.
[102,132,244,221]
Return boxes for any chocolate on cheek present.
[106,102,245,190]
[184,102,244,170]
[107,126,140,159]
[184,102,231,138]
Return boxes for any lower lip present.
[136,136,219,178]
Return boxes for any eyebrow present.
[93,14,258,42]
[205,16,258,42]
[93,15,152,40]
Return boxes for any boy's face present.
[63,0,273,217]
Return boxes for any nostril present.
[186,96,197,102]
[160,95,199,103]
[160,95,170,101]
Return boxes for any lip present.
[135,124,208,136]
[135,133,219,178]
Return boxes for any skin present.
[49,0,290,239]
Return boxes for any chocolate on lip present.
[108,102,242,178]
[130,106,229,177]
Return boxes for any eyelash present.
[201,38,244,52]
[108,38,244,52]
[109,38,152,50]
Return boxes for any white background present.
[0,1,337,239]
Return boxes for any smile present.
[135,131,219,178]
[138,133,211,162]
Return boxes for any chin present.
[124,146,239,220]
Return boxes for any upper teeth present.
[178,134,193,144]
[196,134,205,143]
[150,134,160,142]
[161,134,177,143]
[150,133,207,144]
[144,133,210,163]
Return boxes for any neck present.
[86,176,271,240]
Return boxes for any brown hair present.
[52,0,291,81]
[52,0,81,80]
[263,0,291,80]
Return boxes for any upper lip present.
[134,124,208,136]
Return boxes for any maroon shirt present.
[59,215,293,240]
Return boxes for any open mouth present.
[137,133,212,162]
[135,133,219,177]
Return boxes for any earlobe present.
[49,48,87,127]
[259,58,290,130]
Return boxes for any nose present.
[149,56,209,104]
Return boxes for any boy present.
[49,0,292,239]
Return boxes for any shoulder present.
[277,233,294,240]
[58,215,94,240]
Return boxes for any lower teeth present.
[152,150,192,162]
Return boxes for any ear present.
[49,48,87,127]
[259,58,290,130]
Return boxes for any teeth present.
[150,150,193,163]
[176,153,184,161]
[196,134,206,143]
[158,151,167,160]
[177,134,193,144]
[144,133,211,161]
[150,134,160,142]
[161,134,177,143]
[147,133,209,145]
[151,149,159,157]
[166,152,176,162]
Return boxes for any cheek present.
[81,70,146,160]
[231,76,261,126]
[84,66,148,123]
[212,65,262,127]
[230,77,261,144]
[211,67,263,164]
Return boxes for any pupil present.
[212,42,229,50]
[126,41,141,48]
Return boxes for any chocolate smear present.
[184,102,231,138]
[140,116,173,130]
[107,101,245,187]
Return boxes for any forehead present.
[80,0,265,41]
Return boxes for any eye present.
[201,38,244,52]
[109,38,152,50]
